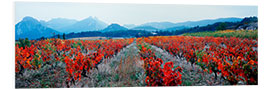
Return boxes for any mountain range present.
[166,16,258,35]
[40,18,78,31]
[15,16,61,40]
[138,17,242,29]
[101,24,128,32]
[59,16,108,33]
[123,24,136,29]
[15,16,245,40]
[131,26,158,31]
[47,16,258,40]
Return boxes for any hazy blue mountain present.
[15,16,61,40]
[176,17,243,27]
[131,26,158,31]
[140,22,176,29]
[165,26,188,31]
[42,18,78,32]
[101,23,128,32]
[167,16,258,35]
[46,16,256,39]
[39,20,47,26]
[60,16,108,33]
[138,17,242,30]
[123,24,137,29]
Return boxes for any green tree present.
[57,34,60,39]
[18,38,31,48]
[63,33,66,40]
[216,23,227,30]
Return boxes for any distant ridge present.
[15,16,61,40]
[131,26,158,31]
[101,23,128,32]
[137,17,243,30]
[123,24,136,29]
[49,16,257,40]
[59,16,108,33]
[176,17,243,27]
[15,16,254,40]
[41,18,78,32]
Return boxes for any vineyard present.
[15,35,258,87]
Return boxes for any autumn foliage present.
[15,35,258,87]
[143,36,258,85]
[15,38,134,86]
[137,38,182,86]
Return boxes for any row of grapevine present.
[143,36,257,85]
[15,38,134,86]
[136,38,183,86]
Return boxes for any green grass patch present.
[182,30,258,39]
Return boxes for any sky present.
[15,2,258,25]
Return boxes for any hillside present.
[40,16,257,40]
[176,17,242,27]
[160,16,258,35]
[131,26,158,31]
[60,16,108,33]
[15,16,61,40]
[101,24,128,32]
[137,17,242,30]
[40,18,78,32]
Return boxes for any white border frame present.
[1,0,269,90]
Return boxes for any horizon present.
[16,15,257,26]
[15,2,258,25]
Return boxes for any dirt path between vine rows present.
[148,44,230,86]
[72,42,145,87]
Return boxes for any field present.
[69,37,125,40]
[182,30,258,39]
[15,30,258,88]
[69,37,107,40]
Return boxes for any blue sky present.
[15,2,257,25]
